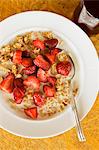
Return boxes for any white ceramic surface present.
[0,11,98,138]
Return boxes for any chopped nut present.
[51,63,57,75]
[57,51,68,61]
[42,31,53,39]
[1,61,13,70]
[62,99,68,105]
[16,36,23,44]
[0,64,10,73]
[59,104,65,111]
[0,45,11,54]
[0,55,11,62]
[13,42,22,49]
[23,32,32,44]
[0,76,3,83]
[33,48,40,54]
[24,36,29,44]
[12,65,17,75]
[10,52,13,57]
[16,74,22,78]
[55,74,61,79]
[73,88,78,96]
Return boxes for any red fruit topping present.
[21,86,26,94]
[23,76,40,91]
[43,85,56,97]
[33,55,50,71]
[22,50,30,58]
[37,68,47,82]
[23,65,36,75]
[21,58,33,67]
[13,50,22,64]
[47,76,57,86]
[51,48,61,55]
[45,48,61,64]
[14,78,23,88]
[13,87,25,104]
[24,107,38,119]
[56,61,72,76]
[33,39,45,50]
[44,38,58,48]
[33,92,45,106]
[0,73,14,93]
[45,53,55,64]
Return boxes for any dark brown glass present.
[74,0,99,35]
[84,0,99,18]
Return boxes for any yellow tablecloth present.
[0,0,99,150]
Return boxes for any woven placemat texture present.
[0,0,99,150]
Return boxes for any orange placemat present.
[0,0,99,150]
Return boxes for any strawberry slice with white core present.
[13,87,25,104]
[23,76,40,91]
[33,39,45,50]
[37,68,47,82]
[0,73,14,93]
[33,55,50,71]
[24,107,38,119]
[47,76,57,86]
[45,53,55,64]
[22,65,36,75]
[45,48,61,64]
[43,85,56,97]
[13,50,22,64]
[56,61,72,76]
[51,48,61,55]
[33,92,45,106]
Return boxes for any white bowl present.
[0,11,98,138]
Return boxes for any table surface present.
[0,0,99,150]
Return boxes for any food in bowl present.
[0,31,78,120]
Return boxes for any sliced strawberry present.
[44,39,58,48]
[43,85,56,97]
[47,76,57,86]
[33,55,50,71]
[33,92,45,106]
[23,65,36,75]
[51,48,61,55]
[24,107,38,119]
[21,58,33,67]
[14,78,23,88]
[20,86,26,94]
[56,61,72,76]
[0,73,14,93]
[13,87,25,104]
[45,53,55,64]
[45,48,61,64]
[22,50,30,58]
[37,68,47,82]
[23,76,40,91]
[13,50,22,64]
[33,39,45,50]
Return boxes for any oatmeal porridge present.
[0,31,78,119]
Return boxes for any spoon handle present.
[70,87,86,142]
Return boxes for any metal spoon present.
[67,54,86,142]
